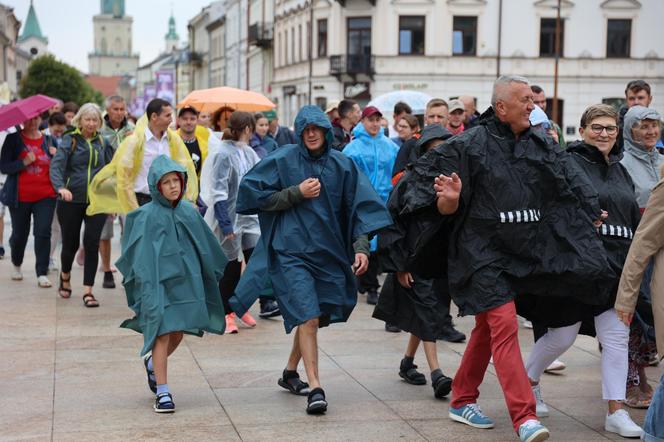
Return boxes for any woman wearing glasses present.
[523,104,643,438]
[618,106,663,409]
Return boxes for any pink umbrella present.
[0,94,58,132]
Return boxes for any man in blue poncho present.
[343,106,399,304]
[235,105,392,415]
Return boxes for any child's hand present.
[299,178,321,199]
[224,233,236,241]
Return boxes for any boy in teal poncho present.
[116,155,227,413]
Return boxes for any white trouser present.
[525,308,629,400]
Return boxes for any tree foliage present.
[19,55,104,105]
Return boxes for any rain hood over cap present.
[624,106,662,151]
[231,105,392,332]
[116,155,227,356]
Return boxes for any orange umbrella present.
[178,86,275,113]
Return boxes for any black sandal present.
[58,273,72,299]
[399,358,426,385]
[278,369,311,396]
[306,387,327,415]
[83,293,100,308]
[431,370,453,399]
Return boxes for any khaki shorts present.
[99,215,114,240]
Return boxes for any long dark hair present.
[222,111,255,141]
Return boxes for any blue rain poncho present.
[232,105,392,332]
[116,155,227,356]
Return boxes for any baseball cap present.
[263,109,278,122]
[178,105,199,117]
[361,106,383,119]
[448,99,465,113]
[325,100,340,114]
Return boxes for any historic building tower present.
[88,0,139,75]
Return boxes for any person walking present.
[200,111,261,333]
[343,106,399,305]
[117,155,227,413]
[521,104,643,438]
[0,114,57,286]
[250,112,279,158]
[234,105,391,414]
[390,114,420,149]
[49,103,114,307]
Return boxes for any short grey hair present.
[104,95,125,110]
[491,75,530,107]
[71,103,103,129]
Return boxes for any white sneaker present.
[531,384,549,417]
[11,266,23,280]
[522,320,533,329]
[544,359,566,373]
[604,409,643,438]
[37,275,52,288]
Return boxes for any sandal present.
[431,370,453,399]
[83,293,100,308]
[58,273,72,298]
[306,387,327,415]
[399,358,426,385]
[278,369,311,396]
[625,385,651,409]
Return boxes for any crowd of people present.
[1,76,663,442]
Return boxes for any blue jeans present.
[643,370,664,442]
[8,198,56,276]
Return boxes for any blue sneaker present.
[449,403,495,429]
[518,419,550,442]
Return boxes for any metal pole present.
[308,1,314,104]
[496,0,503,78]
[552,0,561,124]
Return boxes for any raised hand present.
[434,173,462,215]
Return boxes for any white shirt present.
[134,126,171,194]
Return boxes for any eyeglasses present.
[588,124,618,135]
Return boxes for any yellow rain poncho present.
[86,115,198,215]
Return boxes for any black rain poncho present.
[393,108,613,316]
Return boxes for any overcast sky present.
[7,0,213,72]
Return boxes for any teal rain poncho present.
[232,105,392,333]
[116,155,227,356]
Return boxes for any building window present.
[453,16,477,56]
[539,18,564,57]
[317,19,327,57]
[347,17,371,56]
[291,27,296,63]
[607,19,631,58]
[398,16,425,55]
[299,24,303,62]
[276,32,281,66]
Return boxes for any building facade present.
[88,0,139,76]
[271,0,664,135]
[17,0,47,59]
[0,3,23,100]
[247,0,274,95]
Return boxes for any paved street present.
[0,224,659,442]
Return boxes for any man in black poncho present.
[398,76,612,442]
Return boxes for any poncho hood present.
[294,105,335,155]
[148,155,187,208]
[624,105,662,154]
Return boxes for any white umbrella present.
[368,90,433,115]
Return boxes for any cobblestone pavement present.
[0,223,659,441]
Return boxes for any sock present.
[156,384,170,402]
[431,368,443,384]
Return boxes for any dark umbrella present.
[0,94,58,132]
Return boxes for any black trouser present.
[9,197,56,276]
[433,278,454,328]
[219,247,254,314]
[57,201,107,286]
[358,251,380,293]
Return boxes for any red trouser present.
[450,301,537,432]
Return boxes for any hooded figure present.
[116,155,227,356]
[395,107,613,317]
[620,106,664,209]
[232,105,392,333]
